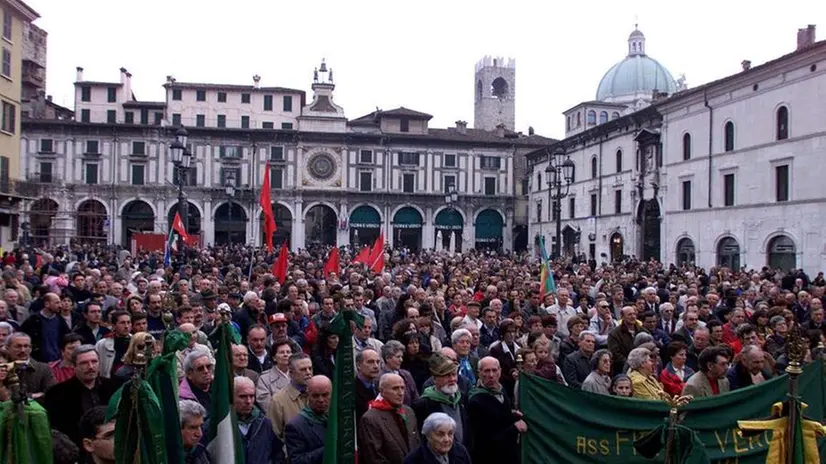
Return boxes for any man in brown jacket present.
[358,373,420,464]
[268,352,313,439]
[607,306,638,375]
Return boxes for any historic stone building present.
[20,59,552,251]
[528,25,826,275]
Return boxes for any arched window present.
[682,133,691,160]
[576,112,581,127]
[536,171,541,191]
[587,110,596,125]
[599,111,608,124]
[615,149,623,172]
[611,112,620,120]
[566,116,571,131]
[569,163,576,183]
[590,156,598,179]
[776,106,789,140]
[724,121,735,152]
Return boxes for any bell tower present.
[473,56,516,132]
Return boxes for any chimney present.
[166,75,174,84]
[496,123,506,138]
[455,120,467,135]
[797,24,816,50]
[253,75,261,89]
[125,72,132,101]
[46,94,52,102]
[119,67,127,85]
[75,66,84,82]
[741,60,751,71]
[528,126,535,136]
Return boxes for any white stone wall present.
[165,87,302,129]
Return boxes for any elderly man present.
[180,350,214,412]
[359,373,420,464]
[234,376,285,464]
[269,352,313,439]
[247,325,273,374]
[451,329,478,388]
[413,351,468,446]
[285,375,332,464]
[175,323,214,380]
[180,400,210,463]
[546,288,579,338]
[685,327,711,371]
[467,357,526,464]
[562,330,596,389]
[727,345,773,390]
[44,344,117,446]
[355,348,381,422]
[353,317,384,361]
[682,346,731,398]
[7,332,54,397]
[608,306,638,375]
[21,291,67,362]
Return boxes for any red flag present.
[272,243,288,284]
[323,247,340,278]
[171,212,190,244]
[367,232,384,273]
[260,162,276,253]
[353,245,370,265]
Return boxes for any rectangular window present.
[614,190,622,214]
[220,146,241,158]
[359,172,373,192]
[186,167,198,187]
[551,201,559,221]
[81,86,91,102]
[444,175,456,193]
[682,180,692,210]
[171,113,181,126]
[39,162,52,183]
[125,111,134,124]
[0,101,14,133]
[106,110,116,123]
[480,156,502,170]
[775,165,789,202]
[172,89,182,100]
[262,122,274,129]
[400,118,409,132]
[283,95,293,112]
[359,150,373,164]
[132,141,145,155]
[154,112,162,125]
[0,156,7,193]
[484,177,496,195]
[444,154,456,167]
[270,146,284,161]
[398,152,419,166]
[217,115,226,128]
[590,194,597,217]
[402,173,415,193]
[271,168,283,189]
[85,140,99,154]
[39,139,54,153]
[80,109,90,123]
[521,178,528,195]
[568,197,576,219]
[107,87,117,102]
[131,164,145,185]
[723,173,735,206]
[217,92,227,103]
[536,202,542,223]
[140,109,148,125]
[241,116,250,129]
[85,163,98,184]
[196,114,205,127]
[2,10,11,41]
[196,90,206,101]
[241,93,250,104]
[220,167,241,185]
[1,48,10,78]
[281,122,293,130]
[264,95,273,111]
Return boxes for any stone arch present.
[774,102,790,140]
[254,200,295,221]
[674,234,698,266]
[390,204,426,223]
[715,234,742,269]
[74,197,110,216]
[29,197,60,245]
[119,197,158,218]
[76,199,108,243]
[349,202,384,223]
[169,200,205,220]
[491,77,508,99]
[302,201,339,220]
[476,79,483,102]
[472,207,505,224]
[761,230,800,255]
[212,201,250,220]
[433,206,467,224]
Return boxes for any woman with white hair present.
[404,412,471,464]
[627,347,664,400]
[179,399,210,463]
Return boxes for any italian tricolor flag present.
[206,322,245,463]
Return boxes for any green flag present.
[109,379,167,464]
[0,401,53,464]
[146,329,191,464]
[206,322,244,464]
[323,310,364,464]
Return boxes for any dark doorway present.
[76,200,107,244]
[122,200,155,246]
[637,199,661,261]
[215,202,248,245]
[168,201,202,236]
[260,203,293,249]
[676,238,695,266]
[767,235,796,271]
[30,198,58,246]
[717,237,740,270]
[610,233,624,263]
[305,204,337,246]
[562,226,577,257]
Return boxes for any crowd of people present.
[0,241,823,464]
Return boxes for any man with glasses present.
[589,301,617,348]
[79,406,115,464]
[682,345,730,398]
[180,350,214,413]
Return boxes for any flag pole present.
[784,325,807,464]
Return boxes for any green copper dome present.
[596,28,677,102]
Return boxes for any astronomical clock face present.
[304,151,341,187]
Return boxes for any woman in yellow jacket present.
[626,346,665,400]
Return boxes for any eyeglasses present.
[195,364,214,373]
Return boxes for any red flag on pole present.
[353,245,370,265]
[272,243,288,284]
[323,247,340,278]
[171,212,190,244]
[367,232,384,273]
[260,162,276,253]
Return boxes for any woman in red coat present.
[658,341,695,396]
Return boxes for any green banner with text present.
[520,360,826,463]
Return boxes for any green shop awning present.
[475,209,504,243]
[392,207,423,229]
[349,205,381,228]
[435,209,463,230]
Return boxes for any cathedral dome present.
[596,27,677,103]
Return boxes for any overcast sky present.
[26,0,826,139]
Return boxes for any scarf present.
[237,405,261,426]
[469,382,505,403]
[420,386,461,407]
[369,397,409,426]
[299,406,328,426]
[458,357,476,385]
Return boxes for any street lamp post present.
[545,147,575,259]
[443,185,459,250]
[170,127,192,254]
[225,170,236,243]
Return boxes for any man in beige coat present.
[268,352,313,439]
[682,345,731,398]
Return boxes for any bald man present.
[20,291,68,362]
[359,373,419,464]
[285,375,331,464]
[233,376,284,464]
[175,323,214,380]
[467,357,526,464]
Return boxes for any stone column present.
[504,208,514,252]
[292,199,304,251]
[202,199,214,246]
[422,206,434,251]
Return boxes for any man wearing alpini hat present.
[412,350,468,445]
